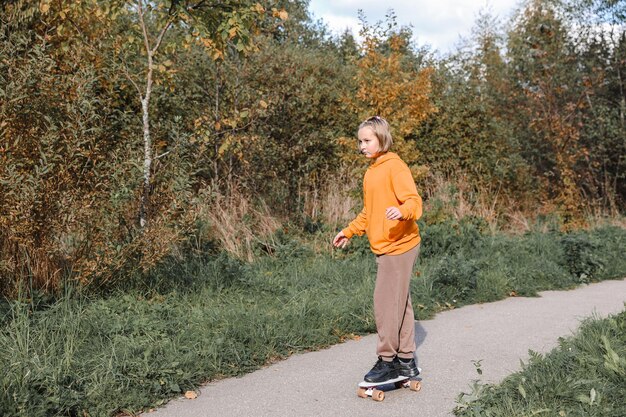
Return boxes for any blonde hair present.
[358,116,393,153]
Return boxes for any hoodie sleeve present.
[342,205,367,238]
[342,181,368,238]
[392,165,423,221]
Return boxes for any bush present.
[419,216,488,259]
[429,254,480,301]
[1,222,625,416]
[560,232,604,283]
[455,309,626,416]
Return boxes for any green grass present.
[0,222,625,416]
[454,308,626,417]
[411,220,626,317]
[0,254,379,416]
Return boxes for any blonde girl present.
[333,116,422,382]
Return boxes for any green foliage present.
[561,0,626,210]
[0,254,377,416]
[455,309,626,417]
[416,24,529,194]
[505,0,600,223]
[429,254,480,301]
[0,26,143,293]
[233,37,353,207]
[419,216,488,258]
[0,222,625,415]
[0,0,307,295]
[415,221,626,310]
[559,232,604,283]
[1,0,626,298]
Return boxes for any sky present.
[308,0,523,54]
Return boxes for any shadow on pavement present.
[414,321,427,368]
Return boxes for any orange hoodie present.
[342,152,422,255]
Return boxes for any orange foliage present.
[340,30,436,172]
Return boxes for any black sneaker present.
[364,357,400,383]
[394,356,420,378]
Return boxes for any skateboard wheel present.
[372,389,385,402]
[357,388,368,398]
[409,380,422,391]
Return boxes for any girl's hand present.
[332,231,349,248]
[385,206,403,220]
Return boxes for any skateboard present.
[357,374,422,402]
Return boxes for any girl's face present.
[358,127,381,159]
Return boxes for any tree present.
[507,0,594,224]
[104,0,283,227]
[560,0,626,211]
[0,0,287,294]
[341,12,436,172]
[416,9,534,202]
[0,5,137,293]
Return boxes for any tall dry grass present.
[191,187,282,261]
[312,170,525,233]
[420,174,502,228]
[307,170,625,237]
[302,171,362,228]
[184,170,624,263]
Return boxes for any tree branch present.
[188,0,209,11]
[120,60,144,100]
[152,16,175,56]
[137,0,152,57]
[156,150,172,159]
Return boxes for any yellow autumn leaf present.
[201,38,215,48]
[218,140,229,156]
[184,391,197,400]
[259,100,268,108]
[40,1,50,14]
[278,10,288,20]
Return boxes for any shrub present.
[455,309,626,416]
[559,232,604,283]
[429,254,480,302]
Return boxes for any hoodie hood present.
[371,152,401,168]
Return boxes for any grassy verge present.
[454,308,626,417]
[0,222,625,416]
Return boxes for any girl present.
[333,116,422,383]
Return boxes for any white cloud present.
[316,14,360,36]
[309,0,523,53]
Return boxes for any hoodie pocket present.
[383,218,402,241]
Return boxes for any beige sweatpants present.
[374,243,420,360]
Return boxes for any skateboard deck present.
[357,374,422,402]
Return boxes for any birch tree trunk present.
[136,0,172,228]
[140,88,152,228]
[125,0,269,226]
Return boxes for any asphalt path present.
[146,278,626,417]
